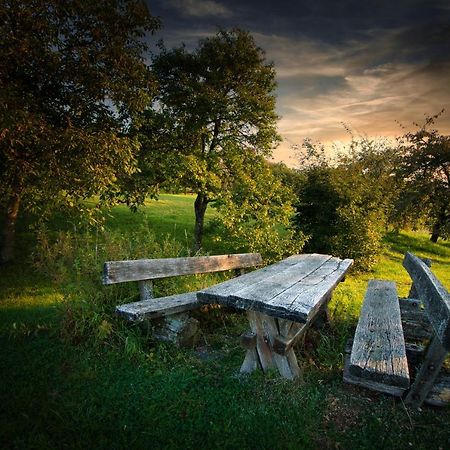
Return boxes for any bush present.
[213,159,305,263]
[293,138,394,271]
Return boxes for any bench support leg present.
[240,311,303,380]
[404,335,447,409]
[151,312,200,347]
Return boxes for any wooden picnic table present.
[197,253,353,380]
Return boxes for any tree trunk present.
[430,222,440,243]
[1,192,21,264]
[194,193,209,252]
[430,206,447,243]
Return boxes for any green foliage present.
[3,218,450,448]
[2,198,450,449]
[213,156,305,262]
[0,0,160,260]
[293,137,397,271]
[270,161,305,193]
[395,111,450,242]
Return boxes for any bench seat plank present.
[349,280,410,391]
[116,292,200,321]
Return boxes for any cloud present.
[253,29,450,166]
[164,0,232,18]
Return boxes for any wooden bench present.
[103,253,262,346]
[344,252,450,408]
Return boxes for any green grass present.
[76,194,226,255]
[1,194,450,449]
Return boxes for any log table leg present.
[240,311,307,380]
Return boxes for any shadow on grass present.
[384,231,450,260]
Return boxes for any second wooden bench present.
[344,252,450,408]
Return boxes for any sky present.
[145,0,450,165]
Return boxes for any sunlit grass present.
[330,229,450,326]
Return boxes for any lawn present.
[1,194,450,449]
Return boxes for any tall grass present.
[31,218,242,350]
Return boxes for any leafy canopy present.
[395,112,450,242]
[0,0,159,220]
[149,28,280,192]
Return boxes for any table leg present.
[239,311,304,380]
[249,310,275,371]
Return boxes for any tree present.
[0,0,159,262]
[396,113,450,242]
[149,29,280,251]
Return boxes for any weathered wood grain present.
[273,322,308,355]
[138,280,153,301]
[230,254,332,305]
[403,252,450,350]
[241,311,302,380]
[241,256,352,322]
[116,292,200,321]
[345,337,425,367]
[343,354,406,397]
[240,331,257,349]
[240,348,259,373]
[399,297,432,341]
[426,374,450,406]
[349,280,410,390]
[404,335,448,408]
[197,254,311,304]
[198,254,353,323]
[103,253,262,285]
[408,257,431,298]
[247,310,274,372]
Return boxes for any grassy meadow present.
[1,194,450,449]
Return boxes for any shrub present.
[293,138,394,271]
[213,159,306,263]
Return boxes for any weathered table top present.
[197,253,353,323]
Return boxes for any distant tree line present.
[1,0,448,269]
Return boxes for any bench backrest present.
[103,253,263,285]
[403,252,450,350]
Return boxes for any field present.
[1,194,450,449]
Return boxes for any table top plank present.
[227,254,332,305]
[269,257,353,308]
[225,254,330,310]
[239,257,352,322]
[197,254,309,302]
[198,254,353,323]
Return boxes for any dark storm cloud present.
[147,0,450,164]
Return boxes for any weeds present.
[32,223,188,348]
